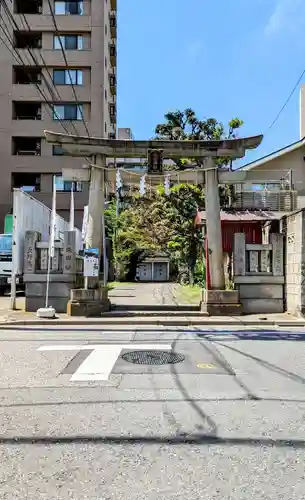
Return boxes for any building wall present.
[0,0,117,230]
[284,210,305,316]
[244,147,305,196]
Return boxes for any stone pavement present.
[0,294,305,327]
[2,325,305,499]
[108,282,181,308]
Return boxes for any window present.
[53,104,84,121]
[52,145,66,156]
[53,69,83,85]
[54,175,82,192]
[0,235,13,254]
[54,1,84,15]
[54,34,83,50]
[12,173,41,192]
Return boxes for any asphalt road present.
[1,325,305,499]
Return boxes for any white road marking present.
[70,346,122,382]
[38,343,172,381]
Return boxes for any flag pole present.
[69,184,75,230]
[45,177,56,308]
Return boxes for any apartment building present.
[0,0,117,229]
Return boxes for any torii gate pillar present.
[201,159,242,316]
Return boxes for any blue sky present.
[117,0,305,166]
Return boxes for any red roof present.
[196,210,284,225]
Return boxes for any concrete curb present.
[0,318,304,328]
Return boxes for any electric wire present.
[267,68,305,133]
[46,0,90,137]
[0,10,72,135]
[0,0,80,136]
[12,0,92,160]
[1,2,61,103]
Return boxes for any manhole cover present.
[121,350,185,365]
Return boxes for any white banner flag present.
[81,205,89,242]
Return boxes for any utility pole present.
[204,157,225,290]
[85,154,106,289]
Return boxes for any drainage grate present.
[121,350,185,365]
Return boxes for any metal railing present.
[232,190,297,212]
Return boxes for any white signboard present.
[62,167,90,182]
[83,248,99,277]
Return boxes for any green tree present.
[109,184,205,282]
[155,108,243,170]
[105,197,160,280]
[106,180,234,282]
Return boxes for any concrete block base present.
[24,274,78,313]
[67,287,110,317]
[237,283,284,314]
[200,289,243,316]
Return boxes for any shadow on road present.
[170,333,218,437]
[216,341,305,386]
[3,396,305,409]
[197,338,261,401]
[197,331,305,341]
[0,434,304,448]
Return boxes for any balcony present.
[14,0,42,14]
[109,13,117,38]
[12,14,91,32]
[232,190,297,212]
[13,102,42,121]
[109,44,116,67]
[13,66,42,85]
[14,31,42,49]
[11,173,41,192]
[12,137,41,156]
[38,49,92,67]
[109,104,116,125]
[33,191,87,210]
[109,74,116,95]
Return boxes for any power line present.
[46,0,90,137]
[0,2,60,102]
[267,68,305,132]
[0,0,80,136]
[0,12,72,135]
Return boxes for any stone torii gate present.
[44,130,262,315]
